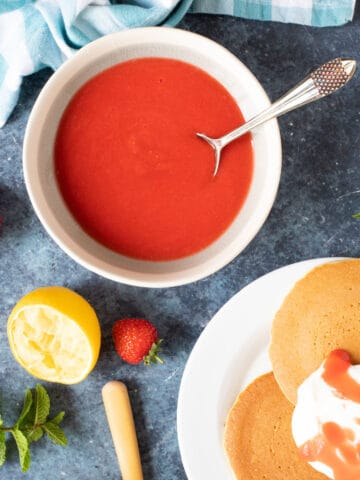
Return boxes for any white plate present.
[177,257,345,480]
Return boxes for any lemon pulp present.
[7,287,101,384]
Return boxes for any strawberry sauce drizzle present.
[322,350,360,403]
[299,350,360,480]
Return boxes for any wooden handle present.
[102,381,144,480]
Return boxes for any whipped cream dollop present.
[292,350,360,480]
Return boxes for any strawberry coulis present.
[299,350,360,479]
[54,58,253,261]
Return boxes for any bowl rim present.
[23,27,282,288]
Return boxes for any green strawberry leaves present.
[143,339,164,365]
[0,384,67,472]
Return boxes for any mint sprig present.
[0,384,67,472]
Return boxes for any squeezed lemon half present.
[7,286,101,384]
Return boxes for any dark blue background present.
[1,7,359,479]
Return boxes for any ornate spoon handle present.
[220,58,356,148]
[197,58,356,176]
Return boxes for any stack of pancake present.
[224,259,360,479]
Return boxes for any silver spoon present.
[197,58,356,176]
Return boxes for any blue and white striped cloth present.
[191,0,356,28]
[0,0,356,128]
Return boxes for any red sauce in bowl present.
[55,58,253,260]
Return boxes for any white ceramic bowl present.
[23,27,281,288]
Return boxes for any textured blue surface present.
[1,9,360,479]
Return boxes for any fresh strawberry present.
[112,317,163,365]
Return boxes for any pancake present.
[269,258,360,405]
[224,372,327,479]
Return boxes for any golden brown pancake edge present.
[224,372,327,480]
[269,258,360,404]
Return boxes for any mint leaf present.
[24,427,44,444]
[352,212,360,219]
[43,422,68,446]
[50,411,65,425]
[11,429,31,472]
[0,435,5,467]
[16,389,33,427]
[0,431,5,467]
[0,414,5,467]
[34,385,50,425]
